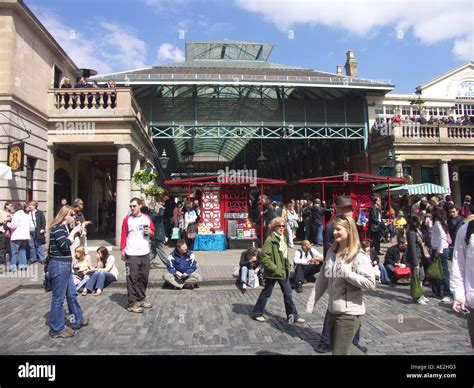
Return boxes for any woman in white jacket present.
[306,215,375,355]
[430,207,453,302]
[450,215,474,348]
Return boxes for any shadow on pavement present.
[109,293,129,309]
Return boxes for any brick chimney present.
[336,65,342,75]
[344,50,358,77]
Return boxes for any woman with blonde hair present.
[252,217,305,324]
[48,206,88,338]
[306,215,375,354]
[72,246,92,291]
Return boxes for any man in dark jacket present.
[149,202,168,267]
[163,240,202,289]
[383,237,408,281]
[448,205,464,247]
[27,201,46,264]
[369,197,383,255]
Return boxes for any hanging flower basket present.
[133,169,157,184]
[144,184,166,198]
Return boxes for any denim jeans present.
[378,263,391,284]
[49,260,84,335]
[240,266,249,284]
[27,233,46,264]
[9,240,28,271]
[252,278,298,320]
[313,223,323,245]
[85,271,116,292]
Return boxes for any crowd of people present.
[0,191,472,352]
[57,77,117,109]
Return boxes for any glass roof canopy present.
[185,41,274,62]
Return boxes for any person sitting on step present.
[293,240,323,293]
[81,246,118,296]
[163,239,202,290]
[238,247,263,293]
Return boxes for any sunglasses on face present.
[276,224,285,228]
[130,204,138,208]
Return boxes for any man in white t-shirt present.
[120,197,155,313]
[293,240,323,293]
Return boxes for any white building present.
[368,61,474,205]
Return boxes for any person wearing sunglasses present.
[306,215,375,355]
[120,197,155,313]
[252,217,305,324]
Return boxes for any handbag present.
[410,273,423,300]
[393,266,411,278]
[248,269,260,288]
[417,231,431,259]
[171,227,181,240]
[426,255,443,280]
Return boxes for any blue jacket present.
[166,248,197,275]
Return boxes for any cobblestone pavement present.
[0,282,472,355]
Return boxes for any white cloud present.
[157,43,186,63]
[32,8,148,75]
[235,0,474,61]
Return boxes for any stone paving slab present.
[0,281,472,355]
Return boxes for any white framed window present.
[401,106,411,116]
[384,106,394,115]
[438,107,448,116]
[375,105,384,115]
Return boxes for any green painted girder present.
[151,124,365,140]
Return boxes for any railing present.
[52,88,117,110]
[447,125,474,139]
[400,124,439,138]
[92,72,392,86]
[48,87,150,136]
[371,124,474,145]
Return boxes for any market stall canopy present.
[384,183,450,196]
[373,183,403,193]
[0,163,12,180]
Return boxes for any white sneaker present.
[416,298,427,305]
[421,295,430,303]
[242,283,247,289]
[441,296,453,303]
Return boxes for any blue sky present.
[26,0,473,93]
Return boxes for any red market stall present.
[165,175,286,248]
[297,173,407,240]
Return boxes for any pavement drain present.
[381,317,444,333]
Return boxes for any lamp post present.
[410,95,425,118]
[386,148,403,178]
[181,142,195,178]
[159,149,170,170]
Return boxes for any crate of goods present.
[198,225,211,235]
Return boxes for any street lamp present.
[181,142,194,164]
[410,95,425,116]
[159,149,170,169]
[181,142,195,177]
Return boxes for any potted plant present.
[144,184,166,198]
[133,169,157,185]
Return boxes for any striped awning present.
[386,183,450,196]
